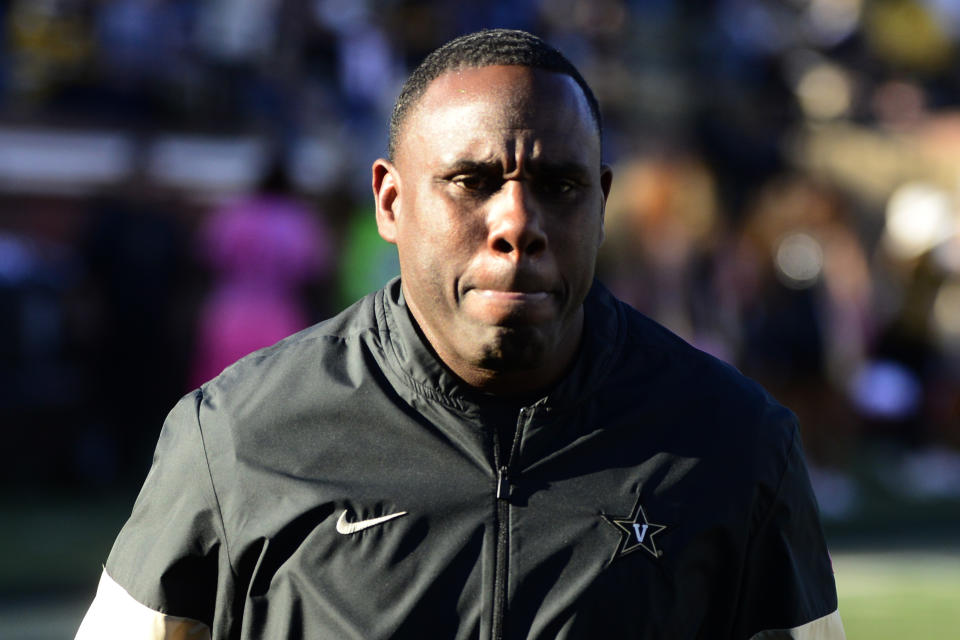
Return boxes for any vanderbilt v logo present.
[602,496,667,561]
[633,523,649,542]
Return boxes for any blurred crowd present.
[1,0,959,517]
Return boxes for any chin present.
[476,326,550,372]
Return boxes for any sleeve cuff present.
[749,609,845,639]
[75,569,211,640]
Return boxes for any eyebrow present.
[527,159,592,178]
[441,159,501,174]
[440,158,592,178]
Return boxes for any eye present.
[538,177,580,197]
[451,173,500,193]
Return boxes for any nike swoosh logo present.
[336,509,408,535]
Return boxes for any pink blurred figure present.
[191,181,332,387]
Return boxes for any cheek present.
[413,204,486,267]
[553,218,602,260]
[396,219,469,300]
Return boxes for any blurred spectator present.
[734,174,869,466]
[599,152,725,356]
[0,224,80,484]
[195,0,278,66]
[5,0,93,108]
[79,185,189,481]
[335,204,399,310]
[190,164,334,387]
[87,0,197,124]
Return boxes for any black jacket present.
[83,278,842,639]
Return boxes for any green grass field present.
[834,550,960,639]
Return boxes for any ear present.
[372,158,400,244]
[598,163,613,245]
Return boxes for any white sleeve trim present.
[749,609,845,639]
[75,569,212,640]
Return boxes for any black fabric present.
[104,277,838,639]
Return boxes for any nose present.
[486,180,547,259]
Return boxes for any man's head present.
[388,29,602,161]
[373,30,612,396]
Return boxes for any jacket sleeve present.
[733,427,845,640]
[75,390,234,639]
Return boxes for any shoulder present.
[202,287,382,400]
[186,286,394,468]
[596,284,790,421]
[591,284,798,475]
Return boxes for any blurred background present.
[0,0,958,637]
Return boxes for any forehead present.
[396,65,600,166]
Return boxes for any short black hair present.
[388,29,602,160]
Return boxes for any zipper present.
[492,466,509,640]
[491,406,529,640]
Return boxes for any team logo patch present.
[602,495,667,560]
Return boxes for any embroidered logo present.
[336,509,408,535]
[602,496,667,560]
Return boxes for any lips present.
[469,289,551,300]
[461,266,556,295]
[460,280,560,326]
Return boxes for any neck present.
[406,305,584,399]
[456,341,580,397]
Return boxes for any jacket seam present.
[730,416,802,636]
[193,388,238,580]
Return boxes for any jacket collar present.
[376,277,624,416]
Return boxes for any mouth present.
[468,289,551,302]
[461,282,560,326]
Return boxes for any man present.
[77,29,844,639]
